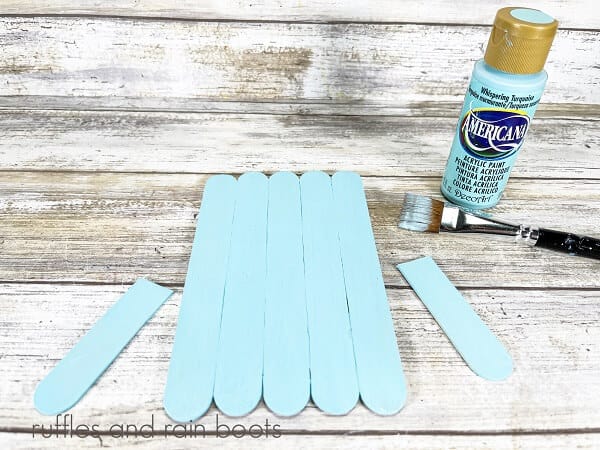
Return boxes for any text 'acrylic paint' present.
[441,7,558,209]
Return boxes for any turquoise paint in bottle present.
[441,7,558,209]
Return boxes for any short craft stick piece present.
[34,279,173,415]
[397,256,513,381]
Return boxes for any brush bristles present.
[398,193,444,233]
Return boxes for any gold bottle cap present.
[484,7,558,74]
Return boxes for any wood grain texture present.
[0,109,598,177]
[0,172,599,288]
[0,0,596,29]
[1,2,599,446]
[1,284,599,432]
[3,433,600,450]
[2,96,599,118]
[0,18,598,110]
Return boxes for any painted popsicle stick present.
[34,279,173,415]
[397,256,513,381]
[163,175,237,422]
[332,172,407,415]
[300,171,359,415]
[214,172,269,417]
[263,172,310,417]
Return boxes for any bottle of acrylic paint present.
[441,7,558,209]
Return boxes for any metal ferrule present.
[440,204,521,236]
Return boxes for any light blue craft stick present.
[34,279,173,415]
[163,175,237,422]
[332,172,407,415]
[397,256,513,381]
[300,171,359,415]
[214,172,269,417]
[263,172,310,417]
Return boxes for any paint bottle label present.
[440,7,557,209]
[441,77,543,209]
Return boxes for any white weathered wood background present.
[0,1,599,449]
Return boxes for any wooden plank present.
[0,0,596,29]
[332,172,407,414]
[263,172,310,417]
[213,173,268,417]
[163,175,236,422]
[1,283,599,432]
[1,97,598,118]
[0,110,598,177]
[0,18,597,108]
[0,173,598,288]
[300,171,359,415]
[3,431,600,450]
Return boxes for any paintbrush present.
[399,193,600,260]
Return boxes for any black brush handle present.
[535,228,600,260]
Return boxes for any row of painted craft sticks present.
[164,171,407,421]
